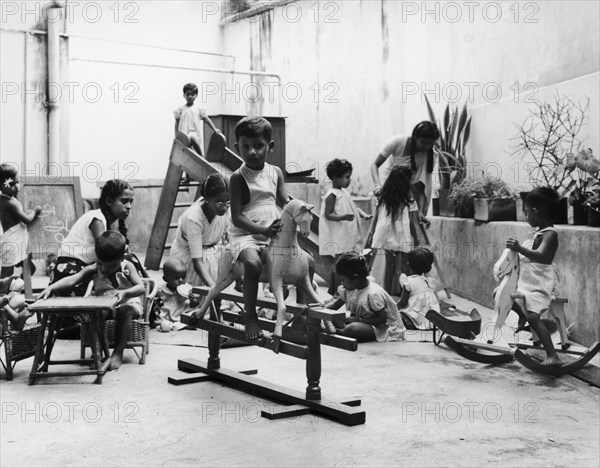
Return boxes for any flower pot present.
[572,202,588,225]
[474,198,517,222]
[455,205,474,218]
[516,198,527,222]
[437,188,454,217]
[432,198,440,216]
[516,191,529,222]
[588,206,600,227]
[554,198,569,224]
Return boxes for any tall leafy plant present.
[424,94,472,189]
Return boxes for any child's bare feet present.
[108,353,124,370]
[245,319,264,341]
[542,355,562,366]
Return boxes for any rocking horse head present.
[282,199,315,238]
[493,248,519,281]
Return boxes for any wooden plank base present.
[168,369,258,386]
[261,404,312,420]
[177,358,366,426]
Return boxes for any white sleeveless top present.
[516,226,559,313]
[228,163,281,260]
[58,209,107,264]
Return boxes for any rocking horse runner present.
[193,199,331,352]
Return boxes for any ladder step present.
[169,223,179,229]
[174,202,192,208]
[164,244,172,250]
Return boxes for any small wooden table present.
[27,296,116,385]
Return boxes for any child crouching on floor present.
[153,258,200,332]
[325,252,405,343]
[38,231,145,370]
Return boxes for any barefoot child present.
[397,247,441,330]
[0,164,42,277]
[365,166,422,295]
[38,231,145,370]
[506,187,562,367]
[227,116,287,340]
[319,158,372,298]
[325,252,405,343]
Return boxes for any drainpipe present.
[46,2,63,172]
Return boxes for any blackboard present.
[18,177,84,259]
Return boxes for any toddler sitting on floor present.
[154,258,200,332]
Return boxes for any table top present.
[28,296,117,313]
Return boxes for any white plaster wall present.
[1,1,227,197]
[1,1,598,198]
[221,0,599,195]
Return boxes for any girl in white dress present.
[365,166,421,295]
[506,187,562,367]
[319,159,372,297]
[397,248,440,330]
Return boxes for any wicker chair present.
[1,310,42,380]
[80,278,157,364]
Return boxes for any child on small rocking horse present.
[506,187,561,367]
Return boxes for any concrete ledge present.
[428,217,599,346]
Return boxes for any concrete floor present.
[1,270,599,467]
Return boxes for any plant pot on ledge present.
[435,188,455,217]
[572,201,588,225]
[474,198,517,222]
[588,206,600,227]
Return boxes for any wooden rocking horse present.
[444,248,600,376]
[174,199,365,426]
[193,198,331,352]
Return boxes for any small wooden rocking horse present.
[193,199,328,352]
[444,248,600,376]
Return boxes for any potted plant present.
[555,148,600,226]
[472,176,517,222]
[447,178,478,218]
[511,93,589,224]
[424,95,471,216]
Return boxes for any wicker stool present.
[1,316,42,381]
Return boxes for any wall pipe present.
[0,28,236,69]
[70,57,284,114]
[46,4,62,170]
